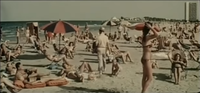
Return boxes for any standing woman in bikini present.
[141,22,159,93]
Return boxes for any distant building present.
[185,2,198,21]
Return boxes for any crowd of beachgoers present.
[0,21,200,93]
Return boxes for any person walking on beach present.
[0,26,2,41]
[140,22,159,93]
[16,27,20,44]
[117,24,123,39]
[96,27,110,76]
[24,27,30,44]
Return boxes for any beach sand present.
[1,27,200,93]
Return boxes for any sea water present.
[0,20,108,41]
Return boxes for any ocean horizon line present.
[0,20,106,23]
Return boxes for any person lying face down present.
[111,59,122,76]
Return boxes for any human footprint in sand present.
[111,59,122,76]
[58,61,96,82]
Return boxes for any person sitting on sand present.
[65,42,75,59]
[111,59,122,76]
[14,62,66,85]
[5,62,17,76]
[85,42,92,52]
[58,61,95,82]
[123,32,132,43]
[110,43,133,64]
[151,60,159,69]
[41,49,71,65]
[5,45,24,62]
[0,73,22,93]
[112,31,118,41]
[167,51,187,85]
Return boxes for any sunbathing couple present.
[0,42,24,62]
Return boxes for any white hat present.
[99,27,105,31]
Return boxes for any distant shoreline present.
[0,20,106,23]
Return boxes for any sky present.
[0,1,200,21]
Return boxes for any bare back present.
[15,70,27,82]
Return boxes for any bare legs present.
[173,67,182,85]
[78,62,93,73]
[141,60,153,93]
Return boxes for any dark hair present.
[68,42,74,46]
[173,53,181,61]
[142,22,152,42]
[15,62,21,69]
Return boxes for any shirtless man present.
[14,62,65,85]
[1,73,22,93]
[111,59,122,76]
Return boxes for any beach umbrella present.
[101,20,117,32]
[41,20,78,49]
[41,20,78,33]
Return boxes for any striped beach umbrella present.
[41,20,79,33]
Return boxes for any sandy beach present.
[1,26,200,93]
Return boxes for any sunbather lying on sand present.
[14,62,66,85]
[111,59,122,76]
[5,62,17,76]
[110,43,133,63]
[1,73,22,93]
[41,49,71,65]
[5,45,24,62]
[58,61,96,82]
